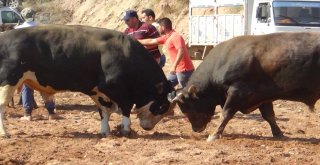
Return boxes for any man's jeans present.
[21,84,55,115]
[167,70,194,88]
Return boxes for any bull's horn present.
[167,91,184,103]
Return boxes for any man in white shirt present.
[141,9,159,29]
[140,9,166,68]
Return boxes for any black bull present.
[0,25,173,137]
[169,32,320,141]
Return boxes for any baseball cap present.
[122,10,138,21]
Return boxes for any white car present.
[0,6,23,31]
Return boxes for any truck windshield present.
[273,1,320,26]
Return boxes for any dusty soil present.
[0,87,320,164]
[24,0,190,39]
[1,1,319,165]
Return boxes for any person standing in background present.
[138,17,194,88]
[15,7,61,121]
[122,9,162,64]
[141,9,159,29]
[141,8,166,68]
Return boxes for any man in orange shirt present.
[139,17,194,88]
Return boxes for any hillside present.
[23,0,190,39]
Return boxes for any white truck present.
[248,0,320,34]
[189,0,320,59]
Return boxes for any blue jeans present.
[159,54,166,68]
[21,84,55,115]
[167,70,194,88]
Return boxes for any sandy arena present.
[0,89,319,164]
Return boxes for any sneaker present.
[48,114,63,120]
[20,115,32,121]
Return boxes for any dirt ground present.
[0,85,320,164]
[2,1,319,165]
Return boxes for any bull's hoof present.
[1,133,11,139]
[119,123,131,137]
[307,105,315,113]
[99,132,109,138]
[120,129,131,137]
[273,133,285,139]
[206,134,221,142]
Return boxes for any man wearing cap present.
[122,9,162,64]
[15,8,61,121]
[15,7,37,29]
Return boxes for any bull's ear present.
[155,82,164,94]
[188,85,199,99]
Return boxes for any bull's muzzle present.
[192,125,206,133]
[136,101,162,130]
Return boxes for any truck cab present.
[0,6,24,31]
[188,0,320,59]
[250,0,320,34]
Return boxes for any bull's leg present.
[0,105,8,137]
[0,85,16,138]
[8,97,14,107]
[90,90,123,137]
[207,108,237,142]
[91,84,134,136]
[259,102,284,138]
[207,91,238,142]
[90,96,112,137]
[98,108,111,137]
[307,105,315,113]
[120,107,131,136]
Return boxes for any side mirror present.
[256,4,270,22]
[260,5,269,19]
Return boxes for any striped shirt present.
[124,22,161,59]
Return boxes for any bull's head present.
[167,85,216,132]
[136,80,174,130]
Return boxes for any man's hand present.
[169,66,176,74]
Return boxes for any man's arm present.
[144,45,158,49]
[170,47,184,74]
[138,38,159,46]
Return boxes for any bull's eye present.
[158,105,167,114]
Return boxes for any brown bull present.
[169,32,320,141]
